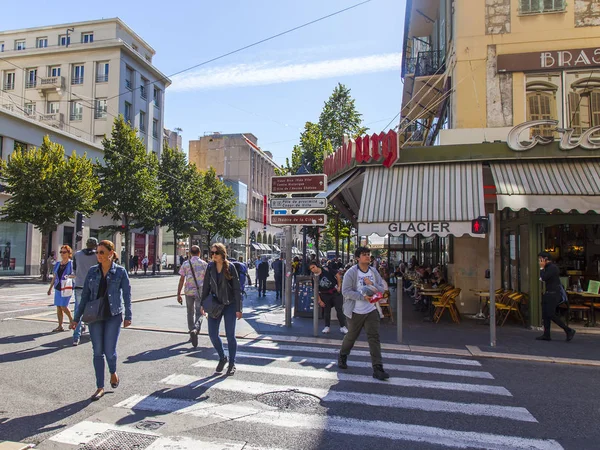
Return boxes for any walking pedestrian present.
[257,256,269,297]
[46,250,56,277]
[201,243,242,376]
[309,261,348,335]
[70,240,132,401]
[536,251,575,342]
[47,245,75,332]
[177,245,208,348]
[338,246,390,380]
[142,256,149,275]
[272,254,284,299]
[72,238,98,345]
[133,254,139,274]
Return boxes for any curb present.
[0,442,34,450]
[466,345,600,367]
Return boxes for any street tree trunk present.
[123,215,130,272]
[334,213,339,258]
[173,230,178,275]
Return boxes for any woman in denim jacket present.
[70,240,132,401]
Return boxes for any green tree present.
[0,136,99,279]
[159,147,208,273]
[318,83,369,150]
[96,116,166,270]
[197,168,246,251]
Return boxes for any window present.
[47,101,59,114]
[49,66,61,77]
[124,102,132,123]
[519,0,565,14]
[125,67,133,89]
[25,68,37,88]
[566,71,600,137]
[95,99,107,119]
[526,73,562,138]
[59,35,70,46]
[96,62,109,82]
[15,40,26,51]
[0,42,4,52]
[140,78,148,99]
[132,43,138,52]
[82,33,94,44]
[152,119,158,138]
[36,37,48,48]
[153,87,161,107]
[139,111,146,132]
[4,72,15,90]
[24,102,36,117]
[72,64,84,85]
[70,101,83,121]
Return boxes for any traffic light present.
[75,213,84,242]
[471,216,489,235]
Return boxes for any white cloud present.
[170,53,402,91]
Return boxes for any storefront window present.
[0,222,27,275]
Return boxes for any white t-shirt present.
[353,267,377,315]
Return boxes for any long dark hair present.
[212,243,232,280]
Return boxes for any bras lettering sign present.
[498,47,600,72]
[323,129,399,179]
[507,120,600,152]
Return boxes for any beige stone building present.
[189,133,281,259]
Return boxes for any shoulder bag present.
[82,297,104,323]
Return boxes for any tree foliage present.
[319,83,369,150]
[0,135,98,236]
[96,116,166,269]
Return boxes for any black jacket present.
[540,262,561,294]
[201,262,242,313]
[257,260,270,279]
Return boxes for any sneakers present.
[72,338,80,346]
[340,326,348,334]
[373,364,390,380]
[535,335,551,341]
[322,326,330,334]
[566,328,576,342]
[190,331,198,348]
[216,356,228,373]
[338,353,348,369]
[226,364,236,376]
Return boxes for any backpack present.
[232,261,247,291]
[558,285,569,305]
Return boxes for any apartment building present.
[0,18,171,275]
[188,133,281,259]
[0,18,170,154]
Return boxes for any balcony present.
[25,81,37,89]
[94,109,107,119]
[36,76,65,95]
[403,50,445,78]
[3,82,14,90]
[39,113,64,129]
[70,113,83,121]
[96,74,109,83]
[140,86,147,99]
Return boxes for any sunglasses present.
[210,251,219,255]
[98,250,107,255]
[59,251,68,254]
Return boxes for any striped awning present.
[358,163,485,237]
[490,160,600,213]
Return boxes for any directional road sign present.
[273,210,287,215]
[271,214,327,226]
[270,197,327,209]
[271,174,327,194]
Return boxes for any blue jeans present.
[88,313,122,389]
[207,303,237,363]
[73,289,84,340]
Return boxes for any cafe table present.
[418,288,443,321]
[470,289,489,319]
[566,291,600,326]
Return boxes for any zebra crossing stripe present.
[235,411,563,450]
[155,376,535,422]
[184,363,512,396]
[239,341,482,367]
[229,351,494,379]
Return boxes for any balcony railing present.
[70,113,83,121]
[3,82,14,90]
[72,77,84,85]
[95,109,107,119]
[25,81,37,89]
[39,76,65,92]
[140,86,147,99]
[96,74,109,83]
[125,79,132,90]
[39,112,64,129]
[400,120,428,146]
[403,50,445,77]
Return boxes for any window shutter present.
[568,92,582,135]
[590,91,600,128]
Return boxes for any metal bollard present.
[313,274,319,337]
[397,277,403,344]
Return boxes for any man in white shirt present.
[177,245,208,348]
[338,246,389,380]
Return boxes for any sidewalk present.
[0,272,178,286]
[14,284,600,366]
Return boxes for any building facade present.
[188,133,281,259]
[0,18,170,275]
[323,0,600,327]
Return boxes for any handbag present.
[203,292,224,319]
[82,297,103,323]
[60,278,73,298]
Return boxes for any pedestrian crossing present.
[46,337,564,450]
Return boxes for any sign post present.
[489,212,496,347]
[313,273,319,337]
[397,277,403,343]
[271,198,328,209]
[285,226,293,328]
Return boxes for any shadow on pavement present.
[0,399,90,442]
[0,336,75,364]
[0,332,48,345]
[123,342,197,364]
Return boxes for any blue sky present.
[2,0,404,166]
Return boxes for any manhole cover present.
[79,430,158,450]
[135,420,165,431]
[256,390,321,410]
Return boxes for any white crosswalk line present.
[240,341,482,366]
[156,375,535,421]
[228,351,494,379]
[183,364,513,396]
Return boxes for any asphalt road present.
[1,316,598,449]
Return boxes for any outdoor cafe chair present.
[432,288,462,324]
[495,292,526,326]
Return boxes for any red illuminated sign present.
[323,129,398,179]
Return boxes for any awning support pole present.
[397,277,403,344]
[489,212,497,347]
